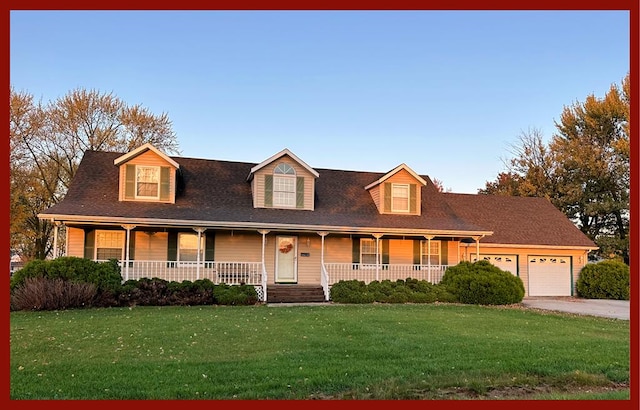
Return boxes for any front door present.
[275,236,297,283]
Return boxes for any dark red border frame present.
[4,2,638,409]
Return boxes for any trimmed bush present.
[440,260,525,305]
[213,284,259,305]
[330,278,455,304]
[577,260,629,300]
[329,280,375,304]
[10,277,97,311]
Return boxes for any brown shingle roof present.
[40,150,596,248]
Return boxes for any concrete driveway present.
[521,297,630,320]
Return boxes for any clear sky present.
[10,10,630,194]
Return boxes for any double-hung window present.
[273,163,296,207]
[178,233,205,264]
[136,166,160,199]
[421,240,441,265]
[391,183,410,212]
[96,230,125,260]
[360,238,378,265]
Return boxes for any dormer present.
[365,163,426,215]
[114,143,180,204]
[247,148,319,210]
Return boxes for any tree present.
[10,87,180,260]
[432,178,452,193]
[480,73,630,263]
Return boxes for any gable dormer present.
[114,143,180,204]
[247,148,319,210]
[365,164,426,215]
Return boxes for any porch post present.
[471,235,484,262]
[193,227,207,279]
[122,224,136,281]
[424,235,434,282]
[52,221,59,259]
[258,230,270,302]
[318,232,328,266]
[372,233,383,281]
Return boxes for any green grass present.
[10,303,630,400]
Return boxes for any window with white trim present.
[360,238,378,265]
[96,230,125,260]
[273,163,296,207]
[136,166,160,199]
[391,183,410,212]
[420,240,441,265]
[178,233,205,263]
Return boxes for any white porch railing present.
[323,263,448,285]
[112,260,265,285]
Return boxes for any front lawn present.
[10,303,630,400]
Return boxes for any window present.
[96,231,124,260]
[361,238,378,265]
[273,163,296,207]
[178,233,204,263]
[391,183,409,212]
[136,166,160,199]
[421,240,441,265]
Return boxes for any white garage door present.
[471,254,518,276]
[528,256,572,296]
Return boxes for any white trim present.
[468,243,598,251]
[420,240,441,265]
[247,148,319,181]
[114,142,180,168]
[391,183,410,213]
[134,165,161,200]
[39,213,495,238]
[364,163,427,190]
[95,229,125,260]
[177,232,205,266]
[275,235,298,283]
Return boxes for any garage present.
[471,254,518,276]
[528,256,572,296]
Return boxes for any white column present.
[424,235,434,282]
[258,230,270,302]
[193,227,207,279]
[471,235,484,262]
[52,221,59,259]
[122,224,136,281]
[373,233,383,281]
[258,230,270,267]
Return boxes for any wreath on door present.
[279,241,293,254]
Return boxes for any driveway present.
[521,297,630,320]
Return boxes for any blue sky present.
[10,10,630,193]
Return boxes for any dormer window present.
[136,166,160,199]
[391,184,410,212]
[273,163,296,207]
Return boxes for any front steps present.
[267,284,327,303]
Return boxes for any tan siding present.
[369,185,381,212]
[447,240,460,265]
[118,150,177,203]
[293,235,322,285]
[134,232,168,260]
[67,227,85,257]
[215,231,262,262]
[461,245,586,296]
[324,236,353,264]
[253,155,315,210]
[388,239,413,264]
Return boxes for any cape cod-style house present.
[38,143,598,302]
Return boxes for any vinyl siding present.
[118,150,177,203]
[134,231,169,260]
[369,185,381,212]
[388,239,414,264]
[252,156,315,210]
[67,227,85,257]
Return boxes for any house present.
[38,143,598,302]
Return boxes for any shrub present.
[440,260,525,305]
[10,277,97,311]
[330,278,454,304]
[577,260,629,300]
[329,280,375,303]
[213,284,259,305]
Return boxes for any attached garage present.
[471,254,518,276]
[528,256,572,296]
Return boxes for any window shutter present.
[409,184,417,213]
[352,238,360,264]
[128,231,136,260]
[205,233,215,261]
[167,231,178,262]
[381,239,389,264]
[413,240,421,264]
[296,176,304,208]
[160,167,171,201]
[441,241,448,265]
[84,229,95,259]
[264,175,273,207]
[125,164,136,199]
[384,182,391,212]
